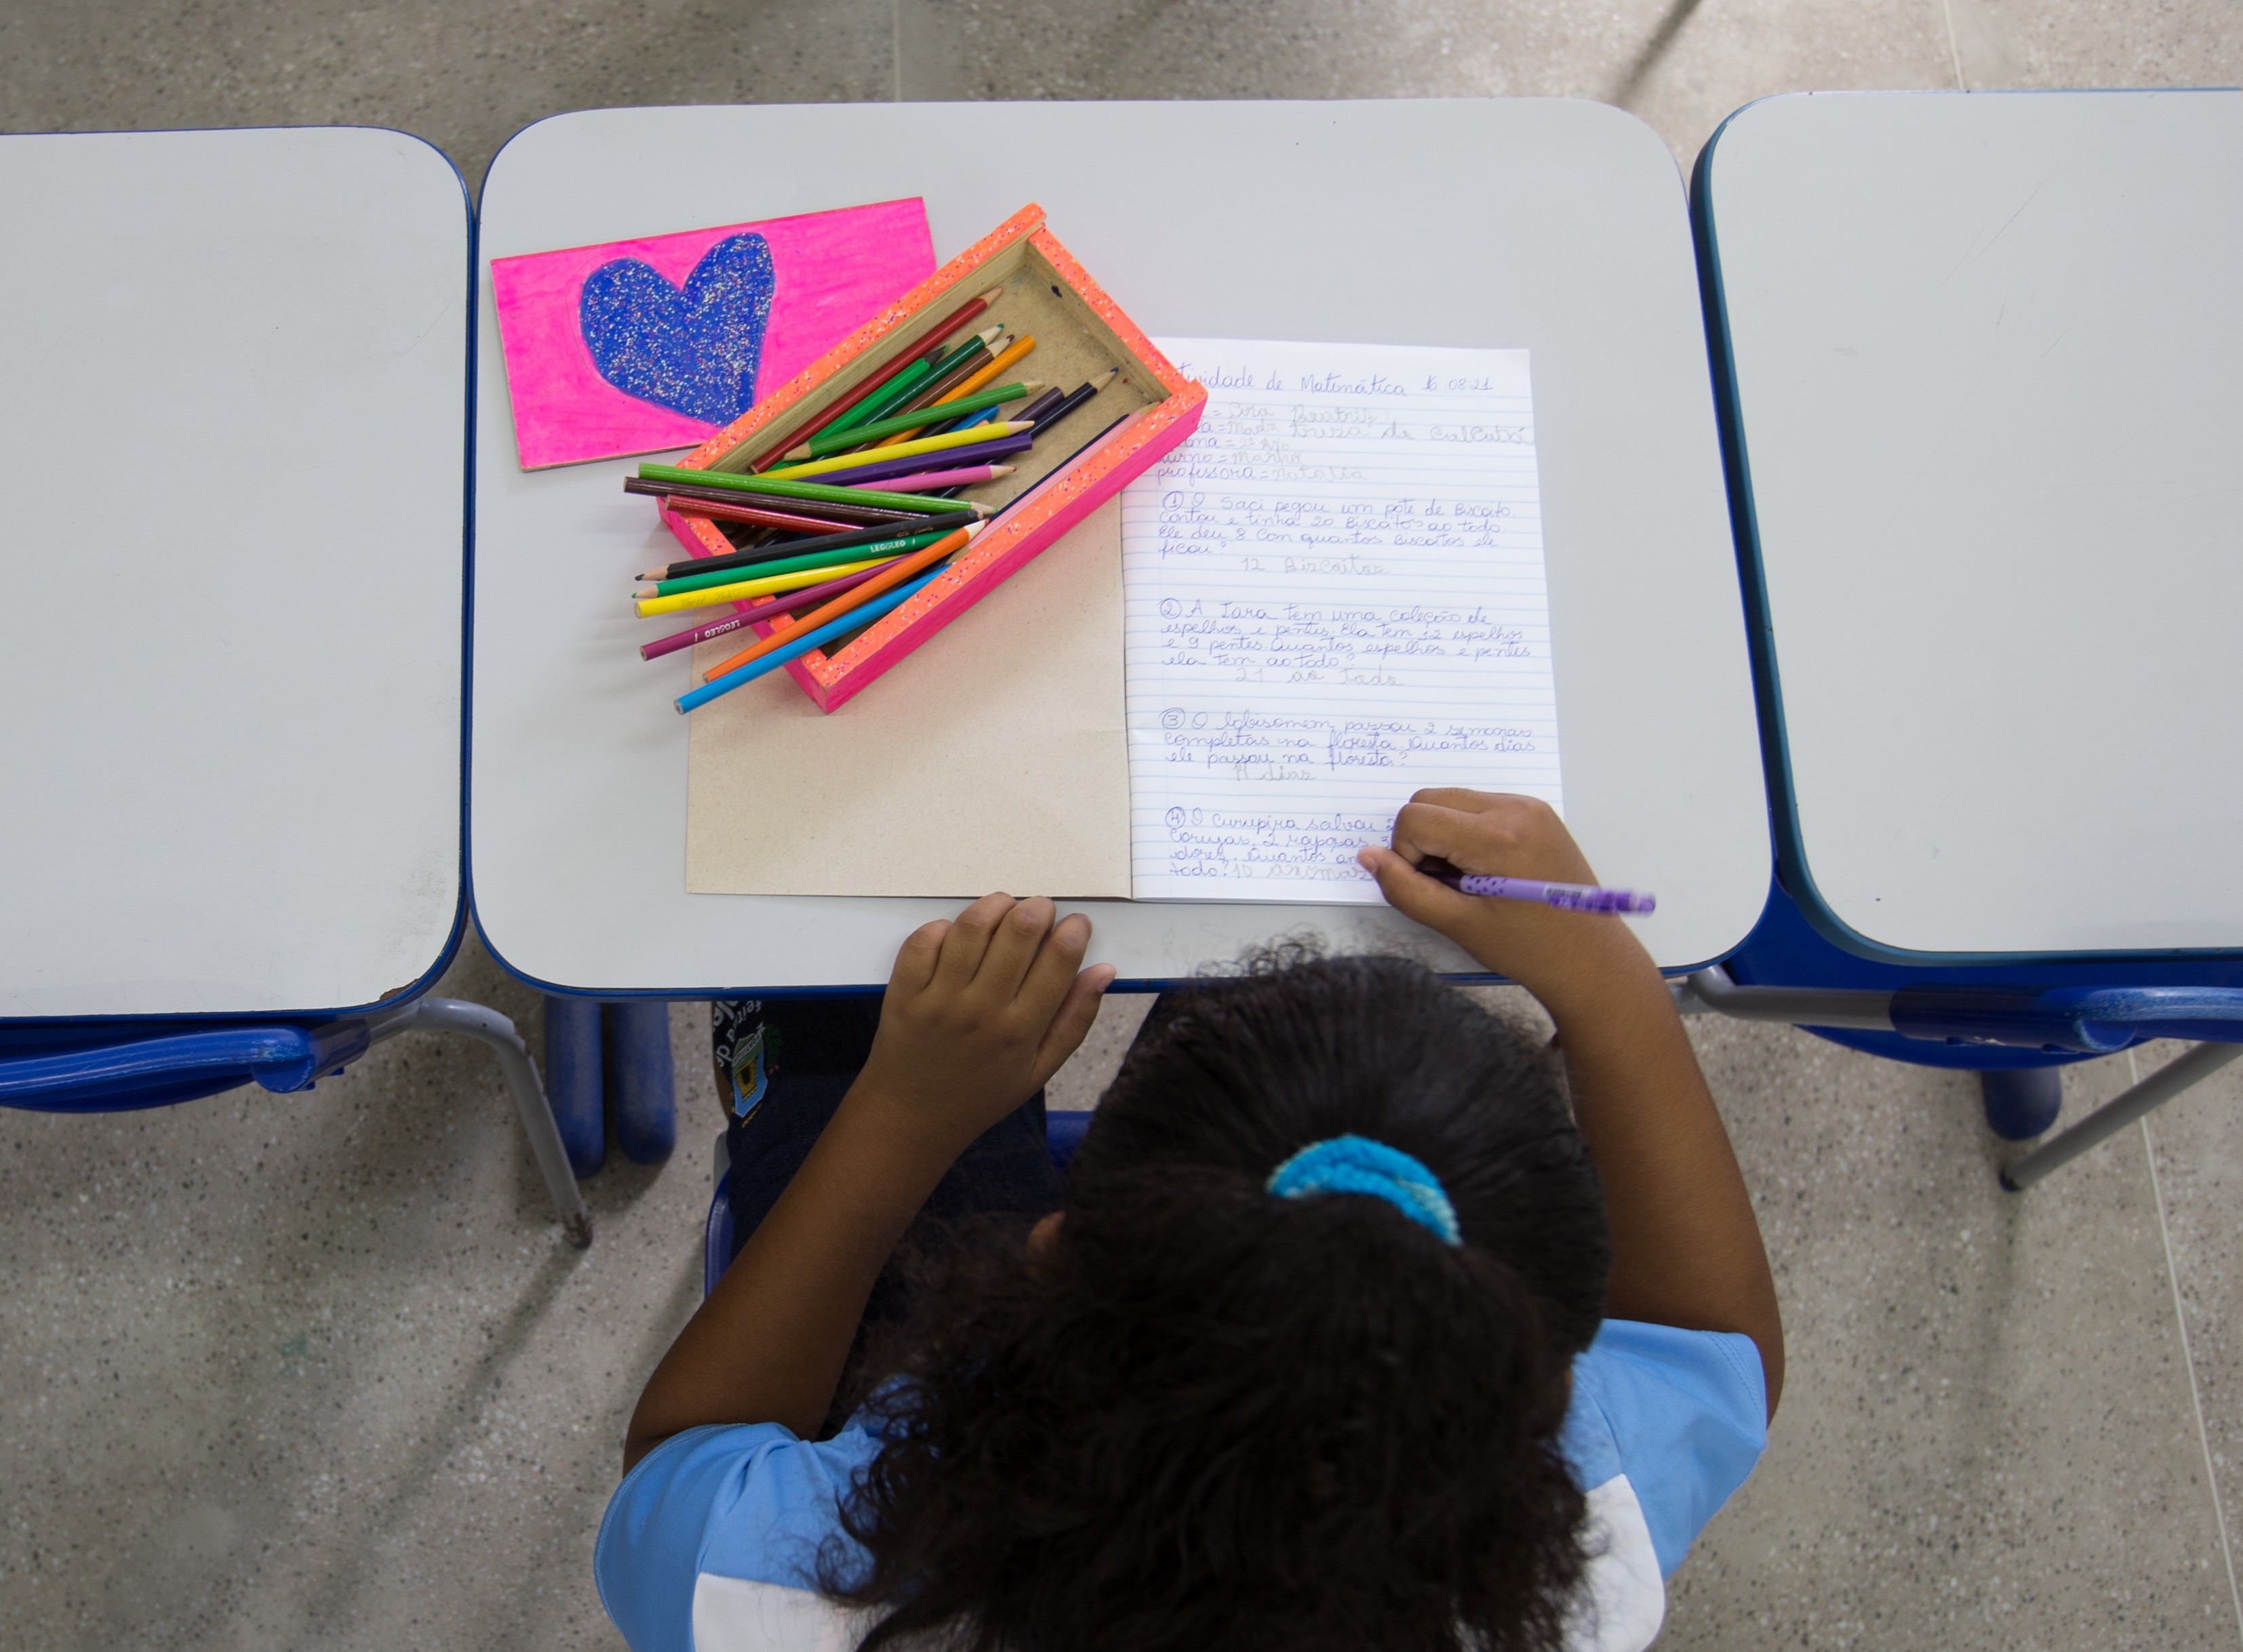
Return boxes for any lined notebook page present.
[1122,339,1560,903]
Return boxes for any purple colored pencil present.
[807,432,1038,489]
[638,564,891,661]
[860,464,1014,493]
[1421,866,1655,915]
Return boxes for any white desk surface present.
[1705,89,2243,959]
[472,100,1767,992]
[0,127,469,1019]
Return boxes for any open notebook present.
[686,338,1557,902]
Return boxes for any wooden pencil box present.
[660,203,1205,712]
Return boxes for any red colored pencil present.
[747,285,1006,472]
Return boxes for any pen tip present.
[975,284,1005,304]
[991,464,1016,475]
[784,445,809,460]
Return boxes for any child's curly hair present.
[824,952,1612,1651]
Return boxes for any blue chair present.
[1678,881,2243,1189]
[704,1111,1094,1297]
[0,995,596,1247]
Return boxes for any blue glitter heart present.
[579,233,776,425]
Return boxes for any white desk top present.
[1704,89,2243,959]
[0,127,469,1018]
[472,100,1767,991]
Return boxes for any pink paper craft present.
[490,199,936,470]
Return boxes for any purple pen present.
[1421,865,1655,915]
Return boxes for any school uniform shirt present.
[597,1318,1767,1652]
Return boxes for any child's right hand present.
[1357,789,1656,1011]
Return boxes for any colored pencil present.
[911,335,1040,439]
[703,523,975,680]
[637,519,927,583]
[676,567,945,714]
[639,564,895,661]
[949,334,1037,404]
[637,521,912,583]
[1034,367,1119,430]
[641,525,957,599]
[810,434,1035,489]
[867,333,1008,427]
[745,285,1004,471]
[760,422,1037,483]
[1005,386,1067,426]
[651,497,847,536]
[1419,864,1656,914]
[789,382,1037,459]
[924,324,1006,383]
[634,554,904,618]
[846,463,1014,493]
[623,475,928,529]
[822,354,937,438]
[825,326,998,443]
[637,462,980,517]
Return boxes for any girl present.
[599,790,1783,1652]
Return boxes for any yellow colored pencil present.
[633,555,899,618]
[759,422,1038,482]
[880,335,1039,444]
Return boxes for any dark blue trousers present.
[711,996,1063,1432]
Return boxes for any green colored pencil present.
[636,462,980,516]
[641,525,957,597]
[822,355,936,439]
[793,382,1037,460]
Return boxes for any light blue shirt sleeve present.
[594,1419,883,1652]
[1560,1319,1769,1577]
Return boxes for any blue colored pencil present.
[675,567,945,714]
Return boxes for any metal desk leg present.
[2001,1042,2243,1192]
[370,997,595,1247]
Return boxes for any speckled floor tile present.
[892,0,1964,172]
[2136,1041,2243,1633]
[1659,1018,2236,1649]
[1948,0,2243,91]
[0,0,896,186]
[0,935,717,1651]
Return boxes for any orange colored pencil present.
[702,521,979,681]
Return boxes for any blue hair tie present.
[1265,1135,1462,1247]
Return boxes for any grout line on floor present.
[2143,1100,2243,1647]
[1937,0,1967,87]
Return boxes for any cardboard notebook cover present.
[661,203,1205,713]
[685,498,1130,899]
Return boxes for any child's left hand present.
[852,893,1114,1159]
